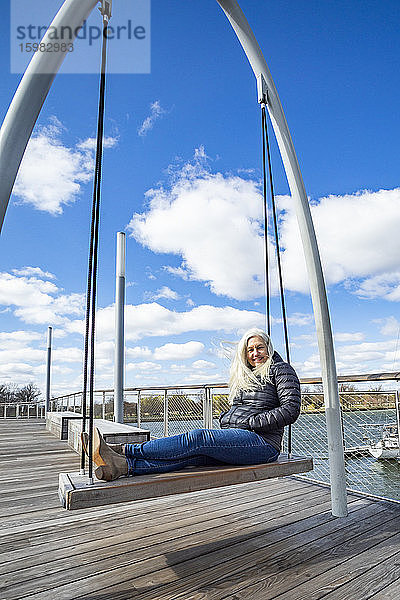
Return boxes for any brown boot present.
[81,432,124,456]
[92,427,128,481]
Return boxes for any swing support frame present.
[0,0,347,516]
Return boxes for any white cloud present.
[128,152,267,300]
[68,302,264,342]
[13,118,117,215]
[0,348,44,364]
[192,359,216,370]
[334,332,365,343]
[128,163,400,302]
[294,335,400,378]
[138,100,166,137]
[375,316,400,337]
[77,136,118,151]
[287,313,313,327]
[0,362,37,381]
[0,270,84,326]
[339,340,398,354]
[145,286,180,301]
[278,188,400,297]
[164,266,190,280]
[12,267,56,279]
[153,341,204,361]
[0,331,43,347]
[126,361,162,371]
[355,272,400,301]
[52,347,83,364]
[126,346,152,359]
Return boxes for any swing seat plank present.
[58,454,313,510]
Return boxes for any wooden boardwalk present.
[0,420,399,600]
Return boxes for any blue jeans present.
[124,428,279,476]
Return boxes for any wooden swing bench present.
[58,454,313,510]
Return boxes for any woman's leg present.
[125,428,279,476]
[127,454,223,476]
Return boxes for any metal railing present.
[49,382,400,503]
[49,383,227,435]
[0,402,45,419]
[292,390,400,503]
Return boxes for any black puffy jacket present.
[219,352,301,451]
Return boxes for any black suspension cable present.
[261,105,271,336]
[262,104,293,456]
[81,15,109,480]
[263,111,291,365]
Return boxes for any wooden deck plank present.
[0,419,399,600]
[87,501,398,600]
[313,542,400,600]
[0,487,331,587]
[0,478,307,548]
[176,514,400,600]
[1,492,335,597]
[0,482,321,566]
[12,497,369,600]
[369,579,400,599]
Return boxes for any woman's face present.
[246,335,269,368]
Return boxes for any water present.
[126,410,400,502]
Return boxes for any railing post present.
[137,391,141,428]
[396,391,400,452]
[203,387,213,429]
[339,402,346,452]
[163,390,168,437]
[203,388,208,428]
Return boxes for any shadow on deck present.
[0,419,399,599]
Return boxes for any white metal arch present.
[0,0,347,516]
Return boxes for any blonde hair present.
[228,328,274,401]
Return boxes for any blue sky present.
[1,0,400,396]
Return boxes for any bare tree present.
[0,383,18,403]
[15,383,42,403]
[0,382,42,403]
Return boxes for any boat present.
[367,424,400,459]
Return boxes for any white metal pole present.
[216,0,347,516]
[45,326,52,415]
[114,232,126,423]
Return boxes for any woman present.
[87,328,301,481]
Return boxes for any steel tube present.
[216,0,347,516]
[114,232,126,423]
[45,326,52,414]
